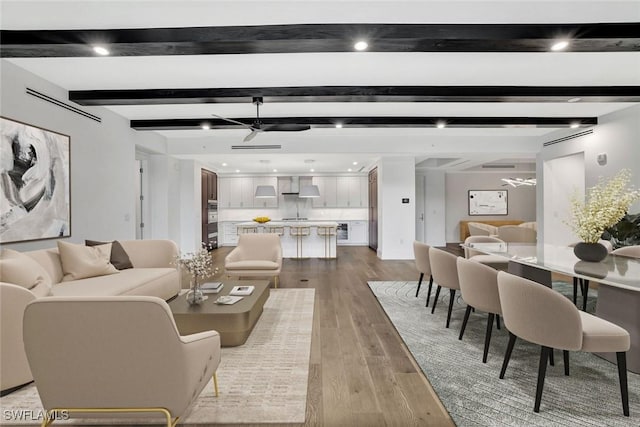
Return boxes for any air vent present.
[357,166,365,172]
[26,88,101,122]
[231,145,282,150]
[482,164,516,169]
[544,129,594,147]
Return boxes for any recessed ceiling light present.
[336,123,343,128]
[436,121,446,129]
[348,168,352,172]
[354,40,368,51]
[550,40,569,51]
[353,161,358,165]
[273,169,278,172]
[93,46,110,55]
[310,168,315,172]
[570,122,580,129]
[568,97,582,103]
[201,124,210,130]
[235,169,240,173]
[222,162,227,166]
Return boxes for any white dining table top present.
[464,242,640,292]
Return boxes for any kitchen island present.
[235,221,338,258]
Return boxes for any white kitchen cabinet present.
[220,177,277,208]
[337,176,364,207]
[359,176,369,207]
[221,221,241,245]
[218,178,232,208]
[312,176,337,207]
[350,220,368,244]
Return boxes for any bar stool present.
[237,224,258,234]
[289,225,311,258]
[317,225,337,259]
[266,225,285,236]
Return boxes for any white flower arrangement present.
[567,169,640,243]
[175,244,218,285]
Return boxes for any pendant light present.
[255,160,277,198]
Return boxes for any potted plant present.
[567,169,640,262]
[175,244,218,305]
[602,212,640,249]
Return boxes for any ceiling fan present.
[213,97,311,142]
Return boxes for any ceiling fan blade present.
[243,130,259,142]
[262,124,311,132]
[212,114,254,130]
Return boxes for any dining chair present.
[463,236,509,270]
[612,245,640,258]
[496,225,537,243]
[497,271,630,416]
[429,248,461,328]
[413,241,433,305]
[456,257,502,363]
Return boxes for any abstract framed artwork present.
[468,190,508,216]
[1,117,70,243]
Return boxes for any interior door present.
[368,167,378,251]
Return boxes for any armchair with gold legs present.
[23,296,221,427]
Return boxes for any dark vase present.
[573,242,608,262]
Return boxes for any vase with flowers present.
[175,244,219,305]
[567,169,640,262]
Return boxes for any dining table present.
[463,242,640,373]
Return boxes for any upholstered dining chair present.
[463,236,509,270]
[456,257,502,363]
[429,248,461,328]
[496,225,537,243]
[225,233,283,288]
[612,245,640,258]
[23,296,221,427]
[496,272,630,416]
[413,241,434,305]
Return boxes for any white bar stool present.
[289,225,311,258]
[317,225,337,259]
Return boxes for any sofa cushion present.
[86,239,134,270]
[57,241,118,282]
[225,260,280,271]
[50,268,179,300]
[0,249,52,297]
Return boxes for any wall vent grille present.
[231,145,282,150]
[543,129,593,147]
[26,88,101,123]
[482,164,516,169]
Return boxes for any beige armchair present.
[468,222,498,237]
[23,296,221,426]
[429,248,461,328]
[413,241,433,305]
[225,233,282,288]
[497,272,630,416]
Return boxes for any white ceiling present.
[2,0,639,173]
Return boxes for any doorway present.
[368,167,378,251]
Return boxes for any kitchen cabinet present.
[337,176,365,207]
[219,177,278,208]
[350,221,368,244]
[312,176,337,208]
[221,221,241,245]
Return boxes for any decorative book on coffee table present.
[230,285,255,296]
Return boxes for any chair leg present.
[617,352,630,416]
[582,280,590,312]
[549,349,554,366]
[416,272,424,297]
[572,277,578,305]
[430,285,441,312]
[274,276,279,289]
[213,372,220,397]
[425,275,434,307]
[483,313,495,363]
[500,332,517,379]
[459,305,473,340]
[496,314,501,330]
[534,346,551,413]
[445,289,456,328]
[563,350,570,376]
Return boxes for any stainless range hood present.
[281,176,300,195]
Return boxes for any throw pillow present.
[85,239,134,270]
[0,249,53,297]
[57,241,119,282]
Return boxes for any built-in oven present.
[206,200,218,250]
[337,222,349,241]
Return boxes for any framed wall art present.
[468,190,508,216]
[1,117,70,243]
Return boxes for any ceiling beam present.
[2,23,639,57]
[131,116,597,131]
[70,85,640,105]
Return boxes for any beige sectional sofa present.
[0,239,181,394]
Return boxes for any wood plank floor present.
[205,245,455,427]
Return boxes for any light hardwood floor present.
[205,245,455,427]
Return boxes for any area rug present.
[368,281,640,427]
[0,288,315,426]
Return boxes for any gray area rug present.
[368,281,639,427]
[0,288,315,425]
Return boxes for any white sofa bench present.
[0,239,181,395]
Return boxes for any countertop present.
[236,221,339,227]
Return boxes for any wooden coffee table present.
[168,281,270,346]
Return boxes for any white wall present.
[445,172,537,242]
[537,104,640,244]
[1,60,167,252]
[423,170,447,246]
[378,157,415,259]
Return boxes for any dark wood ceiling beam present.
[2,23,639,57]
[131,116,597,131]
[70,85,640,105]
